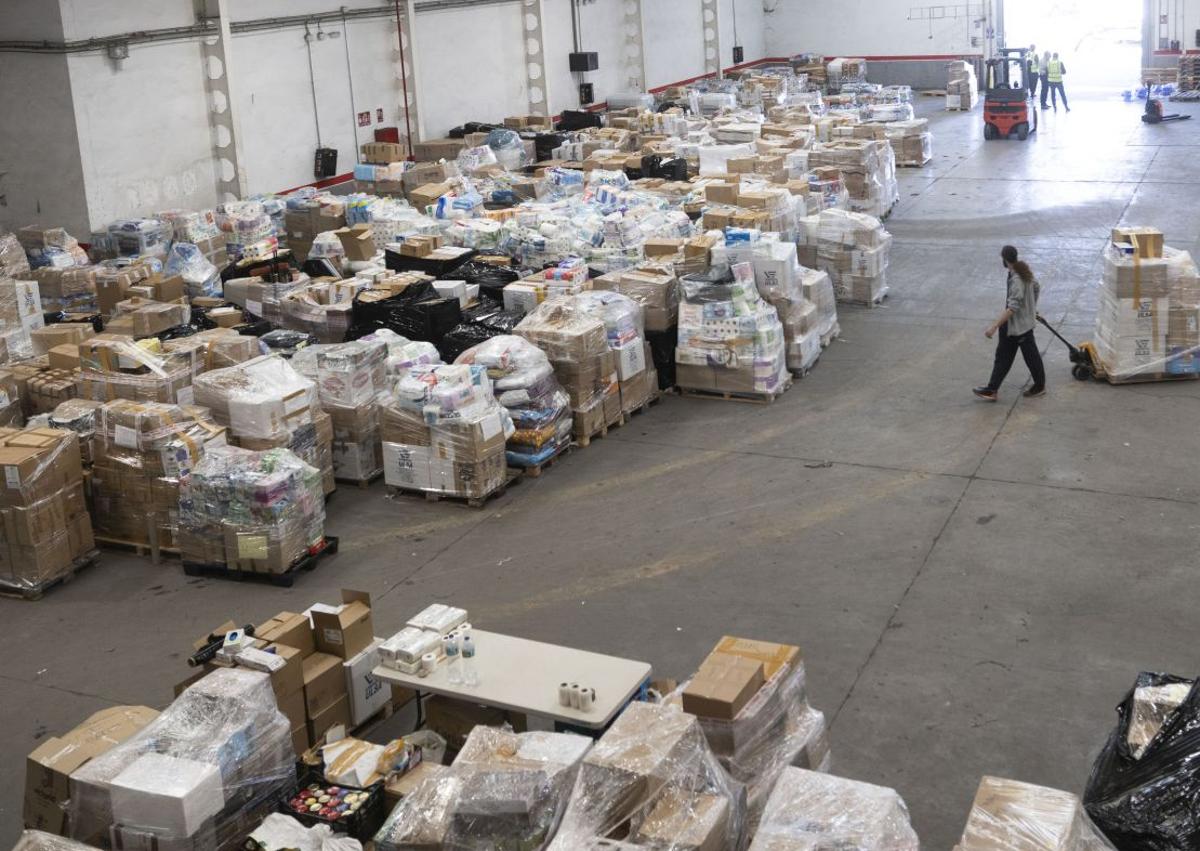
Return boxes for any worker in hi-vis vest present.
[1046,53,1070,112]
[1028,46,1039,100]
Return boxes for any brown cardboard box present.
[307,694,352,745]
[302,652,348,716]
[31,324,94,356]
[290,724,311,758]
[425,696,527,751]
[385,762,449,808]
[263,643,304,698]
[634,790,730,851]
[409,183,453,210]
[23,705,157,833]
[334,224,377,262]
[1112,227,1164,259]
[412,138,466,162]
[276,687,307,733]
[682,653,765,720]
[713,635,800,679]
[704,183,740,205]
[47,345,81,371]
[643,238,684,258]
[312,589,374,659]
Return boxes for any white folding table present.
[372,629,652,731]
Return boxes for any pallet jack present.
[1037,315,1103,381]
[1142,90,1192,124]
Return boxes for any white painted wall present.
[720,0,767,65]
[643,0,707,88]
[764,0,985,57]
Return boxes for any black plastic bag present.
[1084,672,1200,850]
[260,329,317,357]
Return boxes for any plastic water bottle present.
[444,633,461,685]
[461,634,479,686]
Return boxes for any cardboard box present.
[110,752,224,838]
[344,638,390,726]
[258,643,304,699]
[412,138,466,162]
[424,696,526,751]
[47,344,80,371]
[31,323,94,356]
[277,687,308,733]
[256,611,315,658]
[24,706,158,832]
[408,183,453,211]
[635,790,730,851]
[1112,227,1164,259]
[302,652,348,717]
[714,635,801,679]
[334,224,377,262]
[312,589,374,659]
[704,183,741,205]
[307,694,352,745]
[681,653,765,720]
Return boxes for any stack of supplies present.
[804,208,893,305]
[455,335,572,468]
[281,282,356,344]
[0,278,46,363]
[574,290,657,413]
[381,364,513,500]
[947,60,980,110]
[675,262,789,398]
[178,446,327,573]
[956,776,1116,850]
[76,335,196,405]
[90,400,227,551]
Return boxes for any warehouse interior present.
[3,1,1200,850]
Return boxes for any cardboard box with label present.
[344,638,390,726]
[255,611,316,658]
[311,589,374,659]
[302,652,347,717]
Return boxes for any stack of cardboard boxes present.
[381,364,512,500]
[885,119,933,167]
[104,297,190,339]
[24,706,159,834]
[803,209,893,306]
[90,400,227,550]
[593,265,680,334]
[808,139,898,219]
[177,445,326,573]
[1095,228,1200,380]
[192,354,335,494]
[0,427,94,594]
[947,60,980,110]
[954,777,1115,850]
[292,338,388,484]
[575,291,658,415]
[31,266,97,314]
[284,204,346,263]
[675,262,790,399]
[223,274,307,327]
[0,277,46,362]
[280,282,355,344]
[516,298,623,440]
[161,327,262,374]
[75,335,196,404]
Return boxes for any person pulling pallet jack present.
[1143,86,1192,124]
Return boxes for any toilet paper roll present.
[569,682,582,709]
[558,682,572,707]
[420,652,437,676]
[579,687,594,711]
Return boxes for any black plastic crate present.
[279,769,387,842]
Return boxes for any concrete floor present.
[5,92,1200,849]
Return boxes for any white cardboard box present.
[344,638,391,726]
[110,753,225,838]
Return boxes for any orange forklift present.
[984,48,1038,140]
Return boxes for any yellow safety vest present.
[1047,60,1063,83]
[1030,56,1040,73]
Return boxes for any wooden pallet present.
[838,290,889,309]
[897,157,932,168]
[181,536,339,587]
[920,89,947,97]
[573,410,627,448]
[0,549,101,601]
[678,379,792,405]
[96,535,180,565]
[514,444,571,479]
[386,468,523,509]
[789,355,821,379]
[335,470,383,491]
[622,391,664,421]
[1104,371,1199,386]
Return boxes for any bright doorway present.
[1003,0,1144,94]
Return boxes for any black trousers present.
[988,325,1046,391]
[1048,81,1068,109]
[1039,74,1049,107]
[1029,74,1039,99]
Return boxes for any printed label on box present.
[237,534,269,559]
[114,425,140,449]
[176,385,195,406]
[4,465,20,489]
[479,411,502,441]
[246,300,263,318]
[323,627,344,645]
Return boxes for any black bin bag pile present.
[1084,672,1200,850]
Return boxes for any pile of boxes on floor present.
[1094,227,1200,381]
[947,60,980,111]
[28,609,1171,851]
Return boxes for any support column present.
[621,0,647,92]
[200,0,246,203]
[392,0,422,151]
[521,0,550,116]
[702,0,722,79]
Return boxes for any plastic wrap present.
[375,726,591,851]
[574,291,656,413]
[807,208,892,305]
[547,702,745,851]
[1094,243,1200,380]
[454,335,571,467]
[247,814,363,851]
[358,328,444,375]
[281,282,355,344]
[13,832,100,851]
[105,297,191,338]
[675,263,789,397]
[749,768,918,850]
[0,278,45,361]
[166,242,221,299]
[0,231,32,278]
[69,668,296,851]
[48,398,104,465]
[76,336,196,405]
[1083,672,1200,850]
[107,219,169,258]
[192,354,319,442]
[178,445,327,571]
[955,776,1116,851]
[162,328,263,373]
[18,225,90,269]
[0,426,92,594]
[217,201,277,260]
[591,267,679,334]
[90,400,227,549]
[381,364,513,498]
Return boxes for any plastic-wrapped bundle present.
[675,263,790,398]
[76,335,196,404]
[357,328,444,375]
[956,776,1116,850]
[192,353,319,443]
[107,219,169,258]
[260,328,318,358]
[13,832,101,851]
[864,102,915,122]
[166,242,221,298]
[281,281,355,344]
[0,231,31,278]
[18,226,90,269]
[547,702,746,851]
[217,201,277,260]
[455,335,571,467]
[248,814,364,851]
[807,208,893,305]
[574,291,657,413]
[885,119,933,167]
[1083,673,1200,850]
[158,209,222,243]
[381,364,513,499]
[291,339,388,483]
[48,398,104,464]
[31,265,98,314]
[749,768,919,850]
[1094,241,1200,380]
[515,297,621,440]
[178,445,327,570]
[69,669,295,851]
[0,278,45,362]
[375,727,591,851]
[90,399,227,549]
[440,304,526,363]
